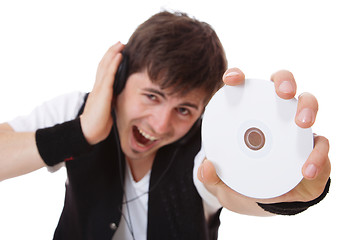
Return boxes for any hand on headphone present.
[80,42,125,145]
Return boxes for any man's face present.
[115,70,206,163]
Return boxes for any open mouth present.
[132,126,158,147]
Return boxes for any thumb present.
[222,68,245,86]
[197,158,222,186]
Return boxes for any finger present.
[107,42,125,67]
[107,41,125,58]
[108,52,124,78]
[97,42,125,73]
[295,92,318,128]
[271,70,297,99]
[197,158,222,186]
[223,68,245,86]
[302,135,330,180]
[95,43,125,89]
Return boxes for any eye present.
[145,94,157,101]
[177,107,190,116]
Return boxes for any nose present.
[150,107,173,135]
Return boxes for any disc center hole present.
[244,127,265,151]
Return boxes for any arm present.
[0,42,125,181]
[0,91,88,181]
[0,123,45,181]
[197,69,331,216]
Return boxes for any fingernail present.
[305,164,317,178]
[297,108,314,124]
[224,71,240,78]
[279,81,294,94]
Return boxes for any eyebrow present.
[144,88,166,99]
[143,87,199,110]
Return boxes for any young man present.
[0,11,330,240]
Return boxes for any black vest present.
[52,100,221,240]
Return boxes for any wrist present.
[79,115,97,145]
[79,111,114,146]
[257,178,331,215]
[35,118,93,166]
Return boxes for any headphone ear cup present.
[113,54,129,95]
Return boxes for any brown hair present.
[125,11,227,103]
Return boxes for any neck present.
[126,154,155,182]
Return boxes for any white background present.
[0,0,358,239]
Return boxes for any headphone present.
[113,53,130,95]
[113,53,201,145]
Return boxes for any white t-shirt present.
[8,92,222,240]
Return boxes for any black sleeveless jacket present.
[37,98,221,240]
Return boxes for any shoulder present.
[8,91,87,132]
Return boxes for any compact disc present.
[201,79,313,199]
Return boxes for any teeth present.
[139,128,157,141]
